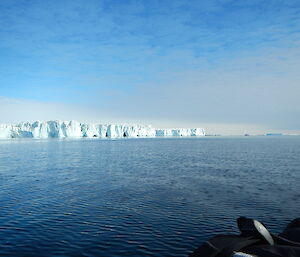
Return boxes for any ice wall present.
[0,120,205,139]
[155,128,205,137]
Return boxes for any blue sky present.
[0,0,300,134]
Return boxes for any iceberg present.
[155,128,205,137]
[0,120,205,139]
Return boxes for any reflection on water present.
[0,137,299,256]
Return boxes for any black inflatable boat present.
[189,217,300,257]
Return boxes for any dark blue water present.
[0,137,299,256]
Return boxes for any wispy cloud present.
[0,0,299,133]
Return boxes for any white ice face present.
[155,128,205,137]
[0,120,205,139]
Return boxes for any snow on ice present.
[0,121,205,139]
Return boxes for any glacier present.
[0,121,205,139]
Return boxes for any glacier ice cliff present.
[0,121,205,139]
[155,128,205,137]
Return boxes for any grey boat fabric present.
[189,218,300,257]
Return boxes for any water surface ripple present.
[0,137,299,256]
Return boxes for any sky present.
[0,0,300,134]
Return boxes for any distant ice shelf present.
[0,121,205,139]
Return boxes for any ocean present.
[0,137,299,256]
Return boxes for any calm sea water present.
[0,137,299,256]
